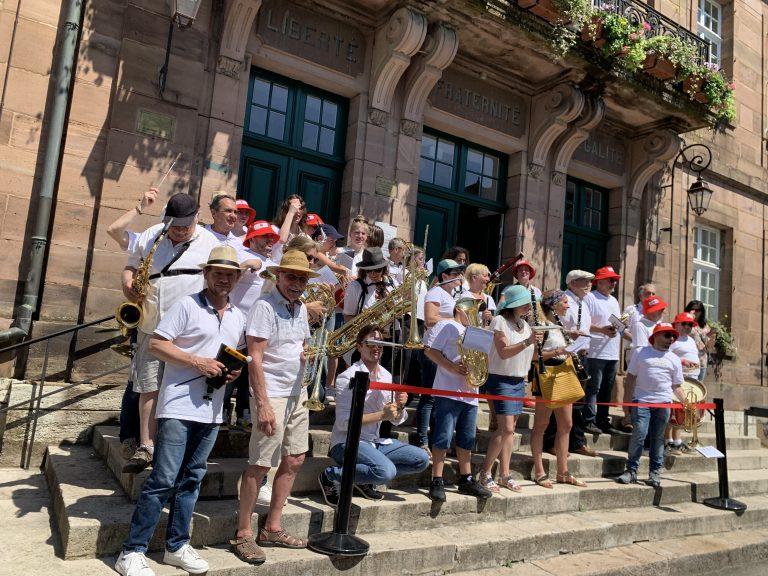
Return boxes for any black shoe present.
[428,478,446,502]
[318,471,339,507]
[457,476,493,499]
[354,483,385,501]
[584,423,603,435]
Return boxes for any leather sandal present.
[499,475,523,493]
[556,472,587,487]
[230,535,266,565]
[533,474,553,489]
[258,528,307,549]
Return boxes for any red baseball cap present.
[649,322,679,342]
[235,200,256,226]
[512,259,536,280]
[243,220,279,246]
[673,312,696,325]
[593,266,621,283]
[642,295,667,315]
[305,213,324,227]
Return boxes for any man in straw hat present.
[115,246,246,576]
[233,250,318,564]
[616,323,688,489]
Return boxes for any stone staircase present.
[41,401,768,575]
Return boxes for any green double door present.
[560,177,609,287]
[239,147,341,225]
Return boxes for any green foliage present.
[548,0,595,57]
[600,14,649,71]
[708,319,737,359]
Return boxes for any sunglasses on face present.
[306,255,317,263]
[283,273,309,284]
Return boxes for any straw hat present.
[267,249,319,278]
[199,246,242,271]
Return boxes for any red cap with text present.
[673,312,696,324]
[306,213,324,227]
[243,220,279,246]
[649,322,679,342]
[642,295,667,315]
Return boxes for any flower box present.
[518,0,562,24]
[683,77,708,103]
[642,52,677,80]
[581,16,606,49]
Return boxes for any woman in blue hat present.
[478,284,539,493]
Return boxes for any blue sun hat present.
[498,284,536,311]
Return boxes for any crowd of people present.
[107,188,714,576]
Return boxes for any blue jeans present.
[326,439,429,485]
[432,397,478,451]
[119,382,140,444]
[123,418,219,553]
[416,356,437,446]
[588,359,619,428]
[626,405,670,474]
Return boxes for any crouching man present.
[318,324,430,506]
[115,246,245,576]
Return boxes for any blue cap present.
[312,223,344,241]
[436,259,465,278]
[498,284,535,311]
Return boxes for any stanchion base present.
[307,531,370,557]
[703,497,747,512]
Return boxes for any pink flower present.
[642,22,651,31]
[728,82,736,90]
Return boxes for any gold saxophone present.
[326,268,426,358]
[115,221,171,335]
[454,298,489,388]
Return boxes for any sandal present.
[258,528,307,549]
[498,475,523,493]
[533,474,553,489]
[478,471,500,493]
[230,535,266,565]
[556,472,587,487]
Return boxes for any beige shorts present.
[248,390,310,467]
[131,331,164,393]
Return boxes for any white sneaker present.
[163,544,209,574]
[115,551,155,576]
[257,483,272,505]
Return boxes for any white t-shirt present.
[585,291,621,360]
[488,315,533,378]
[128,224,221,334]
[630,315,658,352]
[330,361,406,448]
[230,249,273,316]
[154,292,246,424]
[562,290,592,336]
[388,261,405,285]
[426,319,478,406]
[627,346,684,403]
[425,285,457,317]
[245,289,311,398]
[541,321,568,362]
[670,335,701,376]
[343,278,393,316]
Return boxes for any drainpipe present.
[0,0,84,347]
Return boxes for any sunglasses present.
[306,255,317,263]
[283,272,309,284]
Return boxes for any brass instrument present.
[326,268,426,358]
[672,377,707,447]
[302,328,328,411]
[115,220,172,335]
[404,225,429,350]
[484,252,525,301]
[454,298,489,388]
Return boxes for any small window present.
[698,0,722,66]
[419,134,456,188]
[249,77,289,140]
[464,148,500,201]
[693,225,721,319]
[301,95,339,155]
[565,177,606,232]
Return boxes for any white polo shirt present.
[585,291,621,360]
[128,224,220,334]
[246,288,311,398]
[426,319,478,406]
[154,291,246,424]
[562,289,592,336]
[330,360,406,448]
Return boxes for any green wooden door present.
[239,146,288,222]
[560,177,609,287]
[415,194,455,268]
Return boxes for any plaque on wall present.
[428,69,526,138]
[256,0,366,76]
[572,132,626,175]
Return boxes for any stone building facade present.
[0,0,767,403]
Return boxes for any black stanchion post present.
[308,371,371,557]
[703,397,747,512]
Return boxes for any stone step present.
[454,528,768,576]
[46,441,768,559]
[51,491,768,573]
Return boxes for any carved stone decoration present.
[400,118,421,137]
[553,95,606,174]
[218,0,263,78]
[216,54,242,78]
[369,108,389,127]
[528,84,585,170]
[401,23,459,129]
[628,130,681,201]
[528,162,544,180]
[369,7,428,121]
[551,171,565,187]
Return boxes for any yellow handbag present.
[535,357,585,408]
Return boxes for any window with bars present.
[418,131,505,203]
[693,225,721,320]
[698,0,722,67]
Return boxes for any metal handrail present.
[0,314,116,354]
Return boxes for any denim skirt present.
[485,373,526,416]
